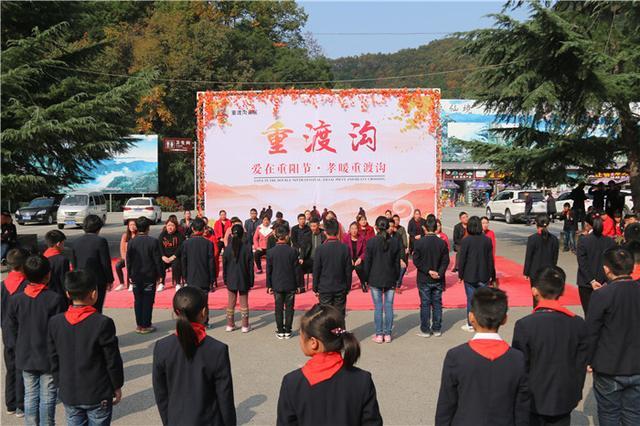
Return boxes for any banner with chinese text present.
[197,89,441,222]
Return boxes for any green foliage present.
[329,38,475,98]
[1,22,152,200]
[457,1,640,206]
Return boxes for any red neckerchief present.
[276,241,288,245]
[301,352,344,386]
[65,305,97,325]
[174,322,207,345]
[4,271,26,295]
[534,299,576,317]
[632,264,640,280]
[468,340,510,361]
[43,247,61,258]
[24,283,47,298]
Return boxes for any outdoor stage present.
[104,254,581,311]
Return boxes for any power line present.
[46,59,525,86]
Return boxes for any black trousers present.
[162,259,182,285]
[95,283,107,313]
[3,346,24,412]
[133,282,156,327]
[319,291,347,318]
[274,291,296,333]
[254,249,266,271]
[530,412,571,426]
[579,286,593,316]
[115,259,126,285]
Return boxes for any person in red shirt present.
[435,219,451,251]
[601,211,616,237]
[356,214,375,242]
[213,210,231,252]
[481,216,497,261]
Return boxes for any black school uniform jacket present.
[46,253,70,304]
[47,312,124,405]
[181,236,216,289]
[576,233,616,287]
[267,243,301,292]
[457,234,495,283]
[222,242,254,292]
[126,234,164,284]
[512,309,588,416]
[7,289,65,372]
[587,278,640,375]
[523,232,559,279]
[277,366,382,426]
[312,239,352,294]
[435,343,529,426]
[153,335,236,426]
[363,235,402,289]
[290,225,311,249]
[413,234,450,284]
[71,233,114,286]
[1,274,27,344]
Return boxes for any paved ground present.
[2,208,599,425]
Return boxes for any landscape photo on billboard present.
[71,134,159,194]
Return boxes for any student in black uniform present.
[267,226,304,339]
[153,287,236,426]
[43,230,70,308]
[126,217,164,334]
[223,225,254,333]
[523,214,559,307]
[277,304,382,426]
[576,212,616,315]
[457,216,495,332]
[413,215,450,338]
[363,216,402,343]
[1,248,28,418]
[71,215,114,312]
[7,255,65,426]
[435,287,528,426]
[312,219,352,317]
[181,218,216,291]
[512,266,588,426]
[48,270,124,424]
[587,247,640,426]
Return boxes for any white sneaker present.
[114,284,124,291]
[241,326,251,333]
[156,284,165,292]
[460,324,474,332]
[433,331,442,337]
[128,286,134,292]
[416,331,432,338]
[175,284,182,291]
[225,325,235,332]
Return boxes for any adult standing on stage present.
[456,216,495,332]
[71,215,114,312]
[576,213,615,315]
[407,209,426,253]
[523,215,559,306]
[244,208,260,248]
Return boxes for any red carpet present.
[104,255,580,311]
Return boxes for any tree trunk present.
[622,116,640,212]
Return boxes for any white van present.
[57,191,108,229]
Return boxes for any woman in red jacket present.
[356,214,375,242]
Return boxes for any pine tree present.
[1,23,152,201]
[457,1,640,208]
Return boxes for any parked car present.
[123,197,162,225]
[485,190,547,224]
[15,197,59,225]
[57,191,108,229]
[554,191,593,217]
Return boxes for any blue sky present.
[300,1,530,58]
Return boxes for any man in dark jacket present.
[244,208,259,248]
[126,217,163,334]
[71,215,113,312]
[181,218,216,292]
[290,213,311,250]
[452,211,468,253]
[587,247,640,426]
[312,219,352,317]
[413,215,450,337]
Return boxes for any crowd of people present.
[1,202,639,426]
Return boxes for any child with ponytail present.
[152,287,236,426]
[363,216,403,343]
[223,224,254,332]
[277,304,382,426]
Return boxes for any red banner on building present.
[163,138,193,153]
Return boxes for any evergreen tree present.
[1,23,152,200]
[457,1,640,207]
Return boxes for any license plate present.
[66,221,75,225]
[23,215,31,220]
[134,208,143,211]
